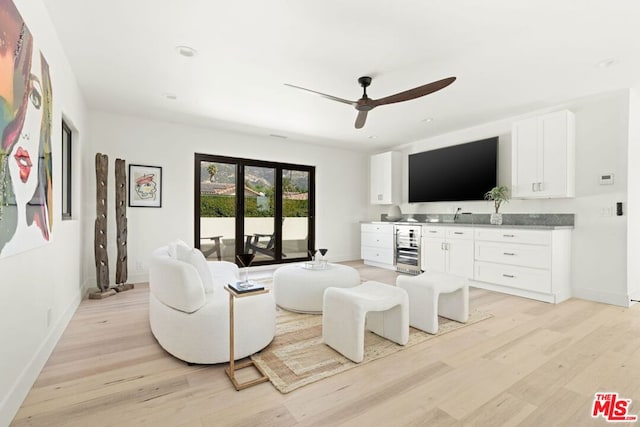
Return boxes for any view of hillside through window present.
[198,159,311,264]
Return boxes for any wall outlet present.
[135,261,144,272]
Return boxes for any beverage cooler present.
[395,225,422,275]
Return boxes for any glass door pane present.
[282,169,310,259]
[243,165,276,263]
[199,160,236,262]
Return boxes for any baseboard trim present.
[572,287,631,307]
[0,291,81,426]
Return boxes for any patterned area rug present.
[251,305,492,393]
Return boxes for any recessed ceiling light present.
[175,45,197,58]
[163,92,177,100]
[422,117,434,123]
[596,58,616,68]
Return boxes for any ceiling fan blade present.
[371,77,456,107]
[355,110,368,129]
[284,83,356,106]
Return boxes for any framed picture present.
[129,164,162,207]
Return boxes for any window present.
[195,154,315,267]
[61,120,72,219]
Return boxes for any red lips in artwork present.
[14,147,33,182]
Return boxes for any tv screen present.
[408,137,498,202]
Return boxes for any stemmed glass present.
[236,253,255,288]
[318,248,328,267]
[308,249,317,263]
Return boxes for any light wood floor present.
[12,261,640,426]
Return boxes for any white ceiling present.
[44,0,640,151]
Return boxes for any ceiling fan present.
[285,75,456,129]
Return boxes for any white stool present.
[396,272,469,334]
[273,263,360,313]
[322,281,409,363]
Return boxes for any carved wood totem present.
[115,159,128,285]
[94,153,109,291]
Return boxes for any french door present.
[194,153,315,267]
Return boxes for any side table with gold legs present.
[224,285,270,390]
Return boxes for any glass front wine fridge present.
[395,225,422,275]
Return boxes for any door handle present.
[503,252,515,256]
[502,274,515,278]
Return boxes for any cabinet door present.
[512,117,539,198]
[370,152,391,204]
[512,110,575,199]
[422,237,446,273]
[540,111,572,197]
[447,239,474,278]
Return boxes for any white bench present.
[396,271,469,334]
[322,281,409,363]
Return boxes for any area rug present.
[251,306,492,393]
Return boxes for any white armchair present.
[149,244,276,364]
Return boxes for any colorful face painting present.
[135,174,157,200]
[0,0,53,259]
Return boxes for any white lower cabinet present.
[422,226,474,279]
[363,222,572,303]
[361,223,395,270]
[473,227,571,303]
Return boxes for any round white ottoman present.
[273,263,360,313]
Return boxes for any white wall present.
[0,0,88,425]
[627,88,640,303]
[369,90,632,306]
[83,111,368,286]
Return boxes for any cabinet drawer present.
[475,241,550,269]
[361,232,394,249]
[474,228,551,245]
[361,246,394,265]
[422,226,445,238]
[361,223,394,234]
[446,227,474,240]
[475,261,551,293]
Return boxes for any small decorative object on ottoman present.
[273,263,360,313]
[396,271,469,334]
[322,281,409,363]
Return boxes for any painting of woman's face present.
[7,48,43,207]
[0,0,53,259]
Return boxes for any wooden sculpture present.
[90,153,115,299]
[115,158,133,292]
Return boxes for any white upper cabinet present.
[370,151,401,205]
[511,110,575,198]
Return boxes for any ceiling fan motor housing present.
[357,76,374,110]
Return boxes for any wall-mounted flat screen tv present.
[408,137,498,203]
